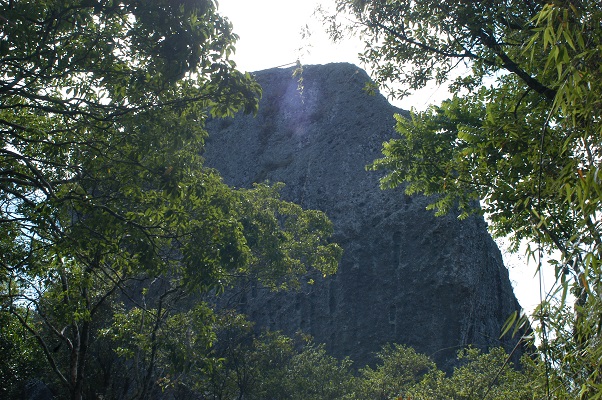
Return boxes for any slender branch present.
[371,21,478,59]
[0,148,56,197]
[140,284,180,399]
[10,308,70,387]
[477,28,556,101]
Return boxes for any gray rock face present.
[204,63,523,370]
[24,380,54,400]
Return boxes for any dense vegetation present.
[323,0,602,398]
[182,313,545,400]
[0,1,342,398]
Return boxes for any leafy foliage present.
[0,1,341,398]
[193,329,537,400]
[349,343,435,400]
[193,313,355,400]
[0,308,46,399]
[324,0,602,397]
[410,347,540,400]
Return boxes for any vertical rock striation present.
[204,63,524,370]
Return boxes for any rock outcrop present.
[204,63,524,370]
[24,380,54,400]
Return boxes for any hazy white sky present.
[217,0,551,313]
[218,1,356,71]
[218,0,452,111]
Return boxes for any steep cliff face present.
[204,63,524,370]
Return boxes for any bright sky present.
[218,1,355,72]
[218,0,552,314]
[218,0,452,111]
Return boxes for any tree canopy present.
[0,1,342,398]
[323,0,602,397]
[188,325,539,400]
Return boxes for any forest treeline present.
[2,307,545,399]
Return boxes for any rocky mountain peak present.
[204,63,525,371]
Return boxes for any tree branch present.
[477,28,556,101]
[10,308,70,387]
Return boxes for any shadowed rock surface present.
[24,380,54,400]
[204,63,524,371]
